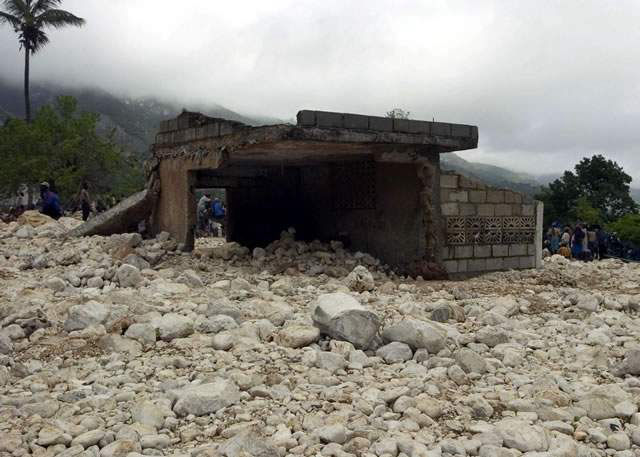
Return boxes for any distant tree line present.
[536,154,640,245]
[0,96,144,207]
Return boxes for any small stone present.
[64,301,111,332]
[140,434,170,449]
[116,264,142,287]
[495,419,549,452]
[317,424,347,444]
[132,401,166,429]
[455,348,487,374]
[607,432,630,451]
[314,351,347,373]
[0,334,13,355]
[72,430,105,448]
[376,342,413,363]
[124,323,156,345]
[46,277,67,292]
[276,325,320,348]
[153,313,193,341]
[99,439,142,457]
[345,265,375,292]
[172,378,240,417]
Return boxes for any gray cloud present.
[2,0,640,181]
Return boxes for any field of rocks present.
[1,211,640,457]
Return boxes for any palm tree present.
[0,0,85,122]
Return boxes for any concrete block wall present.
[156,112,248,145]
[297,110,478,139]
[440,171,542,275]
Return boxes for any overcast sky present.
[2,0,640,182]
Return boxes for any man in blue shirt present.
[40,182,62,220]
[211,198,226,236]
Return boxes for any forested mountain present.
[0,79,273,159]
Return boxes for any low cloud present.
[2,0,640,181]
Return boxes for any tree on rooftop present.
[0,0,85,123]
[385,108,411,120]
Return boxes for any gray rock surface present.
[312,292,380,349]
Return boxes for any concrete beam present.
[69,190,153,237]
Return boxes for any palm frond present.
[27,27,49,53]
[31,0,62,14]
[36,8,85,28]
[0,10,20,28]
[1,0,28,17]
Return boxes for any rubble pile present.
[0,219,640,457]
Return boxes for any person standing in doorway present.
[211,197,226,237]
[197,193,212,234]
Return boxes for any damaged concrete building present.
[74,109,542,276]
[143,109,543,276]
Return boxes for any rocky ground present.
[1,211,640,457]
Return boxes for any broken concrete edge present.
[152,124,478,161]
[68,188,156,238]
[296,110,478,140]
[153,111,478,152]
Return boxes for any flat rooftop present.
[153,110,479,161]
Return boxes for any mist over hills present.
[3,80,638,200]
[0,79,275,159]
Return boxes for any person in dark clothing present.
[78,182,92,221]
[596,228,608,259]
[211,198,226,237]
[571,224,585,259]
[40,182,62,220]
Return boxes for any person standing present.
[211,197,226,237]
[197,194,212,233]
[78,182,92,221]
[39,182,62,220]
[571,224,585,260]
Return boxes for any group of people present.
[542,223,607,261]
[1,181,98,223]
[197,193,226,237]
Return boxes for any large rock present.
[116,264,142,288]
[345,265,375,292]
[0,334,14,355]
[172,379,240,417]
[431,303,465,323]
[124,323,156,345]
[219,427,279,457]
[495,419,550,452]
[612,349,640,377]
[275,325,320,348]
[123,254,150,271]
[98,334,142,355]
[64,302,111,332]
[153,313,193,341]
[132,401,166,429]
[312,292,380,349]
[455,348,488,374]
[475,326,509,347]
[382,319,446,353]
[17,210,55,227]
[99,439,142,457]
